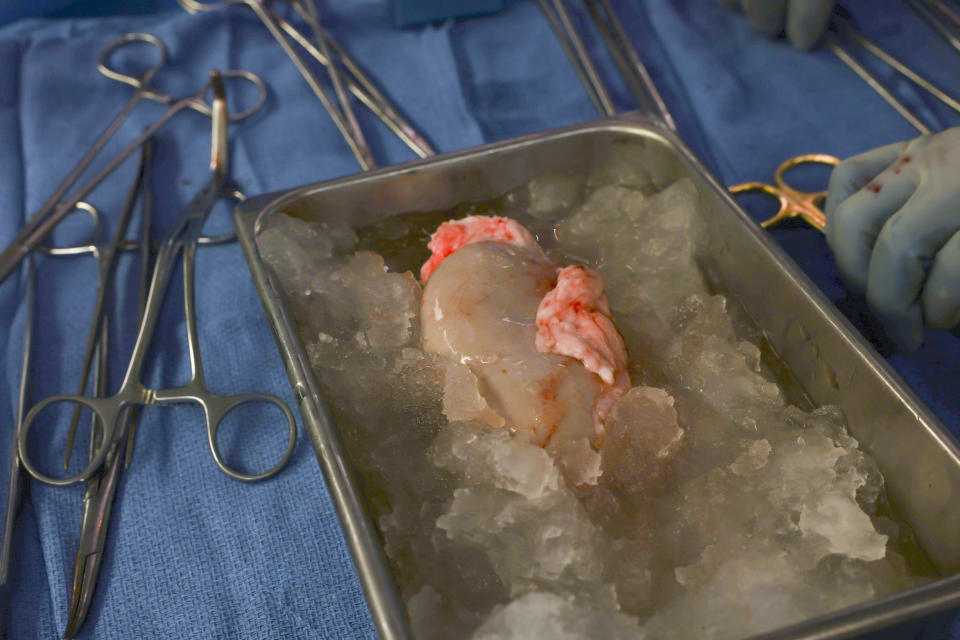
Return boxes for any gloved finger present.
[825,141,908,223]
[786,0,834,49]
[866,193,960,349]
[923,229,960,330]
[739,0,788,36]
[827,170,917,292]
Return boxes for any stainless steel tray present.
[234,114,960,640]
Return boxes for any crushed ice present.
[258,141,932,640]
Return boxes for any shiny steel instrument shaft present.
[827,38,932,135]
[0,258,35,586]
[539,0,616,117]
[584,0,676,130]
[292,0,375,168]
[270,12,435,157]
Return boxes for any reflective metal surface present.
[235,114,960,640]
[729,153,840,230]
[18,72,296,489]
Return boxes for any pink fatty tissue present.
[419,215,542,283]
[535,265,630,424]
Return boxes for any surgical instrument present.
[178,0,438,162]
[270,11,435,158]
[827,20,960,135]
[0,257,35,586]
[1,200,110,585]
[179,0,378,170]
[292,0,374,169]
[10,198,137,639]
[904,0,960,54]
[61,143,152,471]
[729,153,841,231]
[538,0,678,131]
[178,0,436,160]
[18,71,296,488]
[0,33,164,285]
[0,55,266,285]
[538,0,616,117]
[0,33,262,287]
[583,0,676,130]
[125,154,155,470]
[63,144,154,640]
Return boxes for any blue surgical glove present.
[825,126,960,350]
[720,0,834,50]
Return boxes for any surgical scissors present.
[0,34,266,285]
[17,71,296,488]
[269,8,435,159]
[904,0,960,54]
[731,13,960,229]
[1,200,114,586]
[59,144,152,471]
[292,0,374,170]
[538,0,676,130]
[178,0,436,166]
[0,257,35,587]
[729,154,841,231]
[827,18,960,135]
[57,146,153,640]
[180,0,376,170]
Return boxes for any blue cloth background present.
[0,1,957,638]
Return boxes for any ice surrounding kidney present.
[258,144,933,640]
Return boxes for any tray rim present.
[234,112,960,640]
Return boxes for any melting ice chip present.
[799,491,888,562]
[471,592,645,640]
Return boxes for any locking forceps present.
[0,33,165,286]
[180,0,376,170]
[17,71,296,488]
[269,6,435,160]
[0,34,266,285]
[826,17,960,135]
[178,0,437,167]
[538,0,676,130]
[58,143,154,471]
[2,198,118,587]
[60,146,154,640]
[0,258,35,587]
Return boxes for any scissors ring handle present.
[195,187,247,245]
[18,394,122,487]
[35,202,105,257]
[191,70,268,122]
[774,153,841,191]
[728,181,796,229]
[204,393,297,482]
[97,33,170,101]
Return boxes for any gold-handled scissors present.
[729,153,841,231]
